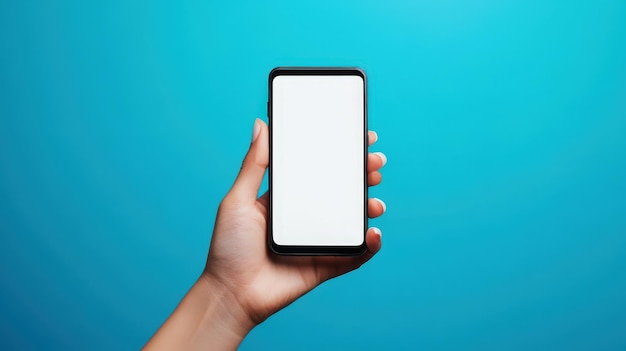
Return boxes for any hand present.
[144,119,386,350]
[205,118,387,324]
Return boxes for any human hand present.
[144,119,386,350]
[204,118,386,324]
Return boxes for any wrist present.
[196,273,257,339]
[144,273,255,351]
[190,273,255,349]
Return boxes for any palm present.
[207,195,353,324]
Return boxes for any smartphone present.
[268,67,368,255]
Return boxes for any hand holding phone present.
[145,68,387,350]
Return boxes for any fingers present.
[368,198,386,218]
[367,131,385,188]
[351,227,383,271]
[227,119,269,203]
[313,227,383,281]
[368,131,378,146]
[368,152,387,172]
[368,171,382,186]
[365,227,383,255]
[354,227,383,265]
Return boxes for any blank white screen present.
[272,75,365,246]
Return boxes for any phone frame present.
[268,67,368,256]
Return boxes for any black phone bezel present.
[268,67,368,256]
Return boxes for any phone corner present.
[352,67,367,80]
[267,234,284,255]
[268,67,287,81]
[354,241,368,256]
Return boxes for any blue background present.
[1,0,625,350]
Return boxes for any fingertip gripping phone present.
[268,67,367,255]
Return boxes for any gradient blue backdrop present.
[1,1,625,350]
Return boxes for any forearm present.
[144,274,255,351]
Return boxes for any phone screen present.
[271,72,366,249]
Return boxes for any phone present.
[268,67,368,255]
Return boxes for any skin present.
[144,119,386,350]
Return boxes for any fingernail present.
[251,118,261,143]
[370,131,378,143]
[374,198,386,212]
[371,227,382,237]
[374,152,387,166]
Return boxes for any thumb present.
[228,118,268,202]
